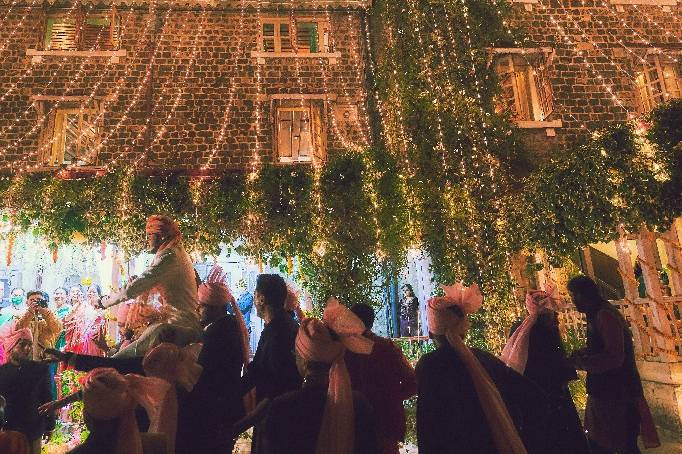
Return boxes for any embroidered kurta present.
[104,245,199,330]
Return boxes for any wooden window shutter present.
[51,110,68,165]
[643,57,666,107]
[262,22,276,52]
[296,108,312,160]
[661,63,681,99]
[311,104,326,164]
[278,109,293,160]
[296,21,319,53]
[38,104,56,165]
[635,71,654,113]
[280,22,292,53]
[82,14,114,50]
[45,16,78,50]
[534,65,554,119]
[495,56,517,117]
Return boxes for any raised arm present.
[104,253,174,308]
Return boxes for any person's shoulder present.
[204,315,240,337]
[416,347,447,372]
[22,360,50,375]
[352,390,373,416]
[210,314,239,329]
[597,305,622,321]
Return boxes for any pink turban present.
[295,318,350,454]
[322,297,373,355]
[500,284,562,374]
[294,298,373,454]
[142,343,203,453]
[284,285,305,321]
[145,215,182,253]
[197,283,234,307]
[426,283,528,454]
[426,282,483,337]
[199,266,250,365]
[1,328,32,356]
[82,368,171,454]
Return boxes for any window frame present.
[273,99,327,165]
[259,16,331,55]
[493,52,553,121]
[43,7,121,52]
[635,54,682,114]
[489,47,562,135]
[37,102,103,168]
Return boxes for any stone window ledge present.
[516,119,563,136]
[610,0,677,11]
[511,0,539,11]
[26,49,127,64]
[251,51,341,64]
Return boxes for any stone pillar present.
[637,226,663,301]
[615,227,638,302]
[635,224,682,439]
[663,218,682,297]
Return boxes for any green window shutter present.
[44,18,55,49]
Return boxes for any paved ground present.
[237,435,682,453]
[398,440,682,453]
[648,439,682,453]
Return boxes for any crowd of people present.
[0,214,664,454]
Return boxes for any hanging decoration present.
[6,233,14,267]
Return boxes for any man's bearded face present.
[147,232,164,253]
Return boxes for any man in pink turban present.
[416,283,549,454]
[67,367,170,454]
[501,287,589,454]
[46,267,248,454]
[259,298,377,454]
[174,266,248,454]
[101,215,201,358]
[0,329,54,454]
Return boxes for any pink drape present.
[296,318,353,454]
[142,343,203,453]
[500,286,562,374]
[83,368,171,454]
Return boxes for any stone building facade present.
[505,0,682,154]
[2,0,682,439]
[0,0,371,173]
[504,0,682,438]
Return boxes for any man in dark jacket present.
[242,274,302,454]
[0,328,54,454]
[568,275,659,454]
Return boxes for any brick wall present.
[508,0,682,155]
[0,3,371,171]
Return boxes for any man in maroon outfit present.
[345,303,417,454]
